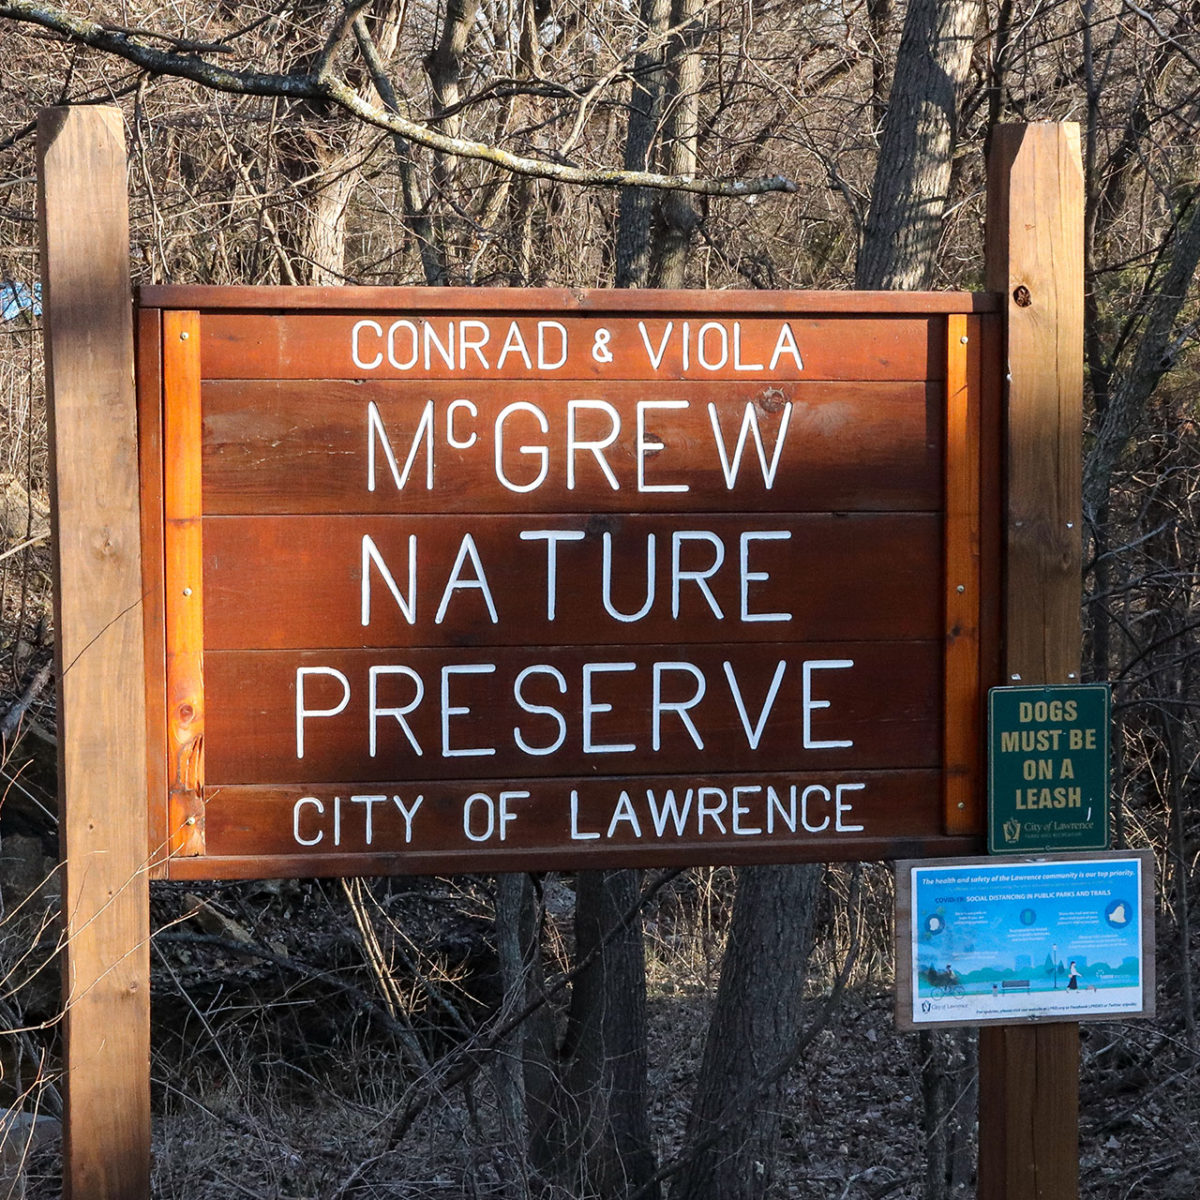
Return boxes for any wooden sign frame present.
[133,287,1003,880]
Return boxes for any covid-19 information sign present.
[895,851,1153,1029]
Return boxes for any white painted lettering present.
[768,323,804,371]
[495,402,549,493]
[570,789,601,840]
[369,665,424,757]
[293,796,324,845]
[441,664,497,757]
[802,660,854,749]
[295,667,350,759]
[582,662,637,753]
[435,534,499,625]
[602,531,656,622]
[723,659,786,749]
[391,793,424,842]
[835,782,865,831]
[740,530,792,622]
[567,400,621,491]
[513,665,568,756]
[671,531,725,619]
[351,320,383,370]
[361,533,416,626]
[707,401,793,490]
[607,791,643,838]
[732,785,763,835]
[651,661,706,751]
[368,398,433,491]
[520,529,585,619]
[538,321,568,369]
[446,398,478,448]
[637,400,689,492]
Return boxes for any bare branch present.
[1,0,797,196]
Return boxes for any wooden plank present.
[200,380,943,515]
[136,307,170,873]
[163,310,206,856]
[203,512,943,650]
[165,834,987,879]
[986,124,1084,686]
[979,122,1085,1200]
[943,314,982,834]
[141,283,1002,313]
[978,312,1005,752]
[202,641,941,783]
[38,105,151,1200]
[979,1026,1079,1200]
[201,769,944,858]
[199,313,944,381]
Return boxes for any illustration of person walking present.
[1067,960,1080,990]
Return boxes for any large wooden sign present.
[43,110,1081,1200]
[136,287,1002,878]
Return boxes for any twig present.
[0,0,796,196]
[1,659,52,740]
[0,534,47,564]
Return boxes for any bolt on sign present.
[136,287,1003,879]
[988,684,1111,853]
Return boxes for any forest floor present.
[5,868,1200,1199]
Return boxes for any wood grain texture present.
[199,313,944,382]
[141,284,1000,313]
[163,311,206,856]
[38,105,150,1200]
[136,307,170,873]
[165,836,987,879]
[200,379,943,515]
[986,123,1084,686]
[943,314,982,834]
[979,122,1085,1200]
[202,512,942,649]
[979,1025,1080,1200]
[203,641,940,783]
[200,769,943,863]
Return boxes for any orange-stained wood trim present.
[163,310,205,856]
[140,284,1002,314]
[136,307,170,874]
[943,314,983,834]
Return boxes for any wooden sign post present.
[979,123,1085,1200]
[38,107,151,1200]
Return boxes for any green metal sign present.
[988,684,1111,853]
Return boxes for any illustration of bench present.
[1001,980,1031,991]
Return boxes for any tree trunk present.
[855,0,981,289]
[674,864,821,1200]
[494,872,559,1195]
[855,8,982,1197]
[615,0,671,287]
[652,0,703,288]
[561,869,660,1199]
